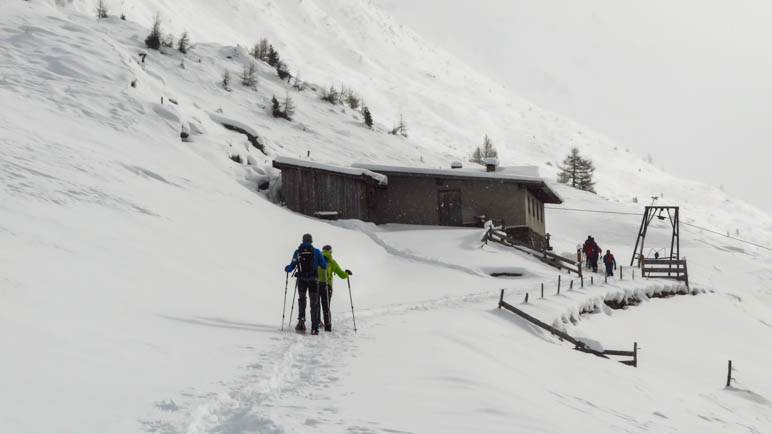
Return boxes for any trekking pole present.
[326,271,332,329]
[281,272,289,331]
[347,276,357,333]
[288,278,298,330]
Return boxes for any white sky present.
[376,0,772,214]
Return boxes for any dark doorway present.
[438,190,463,226]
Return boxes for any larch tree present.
[557,147,596,193]
[469,134,498,165]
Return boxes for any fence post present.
[524,293,529,303]
[620,266,623,280]
[541,283,544,299]
[558,275,561,295]
[633,269,635,280]
[577,249,583,278]
[570,280,573,290]
[498,289,504,308]
[605,274,608,284]
[591,276,594,285]
[634,342,638,368]
[726,360,732,388]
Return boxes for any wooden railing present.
[483,228,582,276]
[641,258,689,287]
[498,290,637,367]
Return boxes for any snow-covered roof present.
[273,157,388,185]
[351,163,562,203]
[483,157,499,166]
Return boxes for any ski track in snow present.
[142,288,509,433]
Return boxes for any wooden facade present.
[272,158,382,221]
[273,159,562,248]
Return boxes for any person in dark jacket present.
[583,236,594,267]
[603,250,617,277]
[589,239,602,272]
[285,233,327,334]
[317,245,352,332]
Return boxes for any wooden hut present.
[272,156,387,221]
[272,158,562,249]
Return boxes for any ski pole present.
[288,278,298,330]
[347,276,357,333]
[281,272,289,331]
[326,269,333,328]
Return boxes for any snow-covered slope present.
[2,1,772,433]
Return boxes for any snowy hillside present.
[2,1,772,433]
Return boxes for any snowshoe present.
[311,328,320,335]
[324,324,332,332]
[295,320,306,333]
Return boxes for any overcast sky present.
[376,0,772,214]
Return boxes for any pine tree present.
[96,0,109,18]
[221,70,232,91]
[322,85,339,104]
[557,147,596,193]
[241,63,258,89]
[469,134,498,164]
[390,114,408,137]
[144,13,162,50]
[257,38,270,60]
[346,90,360,109]
[276,61,291,81]
[178,31,190,54]
[267,45,280,67]
[363,106,373,128]
[271,96,282,118]
[282,91,296,121]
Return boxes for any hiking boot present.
[295,320,306,332]
[324,324,332,332]
[311,328,320,335]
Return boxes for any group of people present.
[582,235,616,277]
[285,233,352,335]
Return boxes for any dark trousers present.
[297,279,320,329]
[605,264,614,276]
[318,282,333,326]
[590,256,599,272]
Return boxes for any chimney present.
[484,157,498,172]
[451,161,463,169]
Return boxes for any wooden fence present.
[498,290,638,367]
[641,258,689,287]
[483,228,582,276]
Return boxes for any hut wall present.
[374,175,536,229]
[280,167,373,221]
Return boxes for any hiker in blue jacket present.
[285,233,327,334]
[603,250,617,277]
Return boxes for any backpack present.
[604,253,614,265]
[296,244,316,279]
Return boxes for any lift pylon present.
[630,206,680,267]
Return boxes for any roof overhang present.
[352,163,562,204]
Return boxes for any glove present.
[345,269,353,276]
[285,265,293,273]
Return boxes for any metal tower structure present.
[630,206,680,267]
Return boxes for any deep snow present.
[2,1,772,433]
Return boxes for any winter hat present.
[302,233,313,243]
[322,245,332,252]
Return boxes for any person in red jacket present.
[582,236,594,267]
[603,250,617,276]
[589,239,602,272]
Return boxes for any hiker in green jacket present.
[317,245,352,332]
